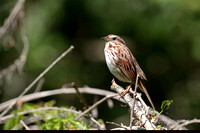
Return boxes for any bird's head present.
[101,34,126,45]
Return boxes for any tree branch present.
[110,79,190,130]
[0,0,25,39]
[0,32,29,82]
[0,87,120,113]
[20,120,30,130]
[0,85,187,130]
[111,79,156,130]
[172,118,200,130]
[76,94,118,119]
[0,45,74,118]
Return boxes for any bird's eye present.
[113,37,117,40]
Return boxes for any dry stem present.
[76,94,118,119]
[0,45,74,118]
[173,118,200,130]
[71,82,88,110]
[0,0,25,39]
[20,120,30,130]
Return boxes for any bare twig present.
[173,118,200,130]
[18,33,29,73]
[130,74,139,129]
[156,113,187,130]
[76,94,118,119]
[34,78,45,93]
[0,85,189,130]
[91,96,99,118]
[0,33,29,81]
[20,120,30,130]
[0,87,121,112]
[106,121,128,130]
[0,32,29,110]
[12,117,40,130]
[0,45,74,118]
[110,128,126,130]
[0,0,25,39]
[135,93,149,112]
[90,117,105,130]
[71,82,88,110]
[111,79,155,130]
[110,80,190,130]
[106,121,144,130]
[106,98,114,109]
[110,126,144,130]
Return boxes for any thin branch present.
[111,79,156,130]
[12,117,40,130]
[173,118,200,130]
[157,112,187,130]
[71,82,88,110]
[0,0,25,39]
[91,96,99,118]
[76,94,118,119]
[0,85,188,130]
[0,32,29,81]
[20,120,30,130]
[106,121,128,130]
[90,117,105,130]
[135,93,149,112]
[106,121,144,130]
[110,128,126,130]
[0,45,74,118]
[110,80,189,130]
[18,33,29,74]
[110,126,143,130]
[130,74,139,129]
[106,98,114,109]
[34,78,45,93]
[0,87,120,112]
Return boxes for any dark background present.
[0,0,200,129]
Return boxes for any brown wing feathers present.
[116,45,155,109]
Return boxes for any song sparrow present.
[102,34,155,110]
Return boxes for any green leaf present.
[161,100,173,112]
[156,125,162,130]
[3,110,24,130]
[154,100,173,120]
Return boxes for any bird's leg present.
[120,82,133,98]
[130,74,139,129]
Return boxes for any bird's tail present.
[139,80,155,110]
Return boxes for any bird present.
[102,34,155,110]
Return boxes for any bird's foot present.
[120,89,129,98]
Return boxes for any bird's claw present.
[119,89,129,99]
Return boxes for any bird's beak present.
[101,36,109,42]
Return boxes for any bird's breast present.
[104,42,131,83]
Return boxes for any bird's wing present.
[116,45,147,82]
[115,45,136,82]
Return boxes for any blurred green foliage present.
[4,109,24,130]
[1,0,200,129]
[41,118,90,130]
[4,100,91,130]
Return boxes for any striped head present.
[102,34,126,46]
